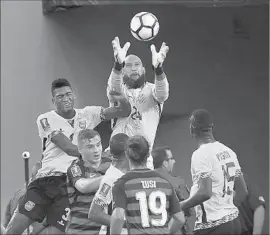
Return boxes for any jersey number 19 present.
[135,190,168,228]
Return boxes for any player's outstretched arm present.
[37,115,81,157]
[180,177,212,211]
[151,42,169,103]
[169,211,186,234]
[107,37,130,96]
[51,132,81,157]
[88,199,111,226]
[67,162,103,194]
[234,172,248,206]
[74,177,103,194]
[102,93,131,120]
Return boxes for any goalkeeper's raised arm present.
[151,42,170,103]
[107,37,130,96]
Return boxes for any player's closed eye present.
[56,92,73,100]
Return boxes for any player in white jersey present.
[180,109,248,235]
[88,133,129,235]
[5,78,131,235]
[106,37,169,169]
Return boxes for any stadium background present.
[1,1,268,233]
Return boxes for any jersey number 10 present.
[135,190,168,228]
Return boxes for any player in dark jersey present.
[110,135,185,235]
[66,129,111,235]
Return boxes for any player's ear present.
[142,66,146,74]
[162,160,168,168]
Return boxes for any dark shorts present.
[18,175,70,232]
[193,217,242,235]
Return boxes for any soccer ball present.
[130,12,159,41]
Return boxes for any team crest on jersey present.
[78,120,86,129]
[71,165,82,177]
[40,118,50,131]
[25,201,35,211]
[100,183,111,197]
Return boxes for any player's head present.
[123,54,146,89]
[152,146,175,173]
[109,133,129,160]
[125,135,150,168]
[78,129,102,166]
[51,78,75,114]
[189,109,214,138]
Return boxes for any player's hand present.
[150,42,169,68]
[112,37,131,64]
[108,90,125,100]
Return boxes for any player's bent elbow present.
[75,180,88,194]
[156,94,169,103]
[117,104,131,118]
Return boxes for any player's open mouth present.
[64,103,71,107]
[130,73,139,78]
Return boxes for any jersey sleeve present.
[232,152,243,178]
[112,178,126,210]
[84,106,105,128]
[36,114,58,139]
[67,160,85,186]
[191,151,213,184]
[92,176,113,209]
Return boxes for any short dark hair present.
[126,135,149,165]
[109,133,129,159]
[78,129,100,144]
[51,78,72,95]
[152,146,171,169]
[190,109,214,134]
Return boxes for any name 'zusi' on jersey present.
[36,106,104,178]
[112,169,181,235]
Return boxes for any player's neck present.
[56,109,76,119]
[84,161,100,169]
[112,159,127,173]
[197,135,216,147]
[130,164,147,170]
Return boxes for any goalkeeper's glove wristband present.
[114,61,125,71]
[152,65,164,75]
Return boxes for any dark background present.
[1,1,268,232]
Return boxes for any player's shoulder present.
[36,110,56,122]
[68,158,83,171]
[125,169,173,185]
[145,81,154,87]
[102,166,123,185]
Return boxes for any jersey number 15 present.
[222,162,236,197]
[136,190,168,228]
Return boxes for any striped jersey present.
[112,168,181,235]
[190,141,242,231]
[66,158,109,235]
[36,106,104,178]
